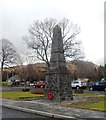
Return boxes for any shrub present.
[31,89,44,94]
[0,82,8,86]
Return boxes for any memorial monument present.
[45,25,73,102]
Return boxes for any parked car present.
[29,82,35,86]
[10,80,20,87]
[33,81,45,88]
[71,80,87,89]
[89,81,106,91]
[20,81,25,86]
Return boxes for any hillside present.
[2,60,100,81]
[67,60,99,80]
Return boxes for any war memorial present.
[45,25,73,102]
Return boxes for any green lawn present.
[1,91,44,100]
[60,95,106,112]
[83,101,105,111]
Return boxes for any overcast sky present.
[0,0,105,65]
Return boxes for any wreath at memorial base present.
[48,91,54,99]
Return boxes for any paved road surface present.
[2,107,46,118]
[2,107,57,119]
[2,86,105,95]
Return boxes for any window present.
[73,81,79,84]
[95,82,100,85]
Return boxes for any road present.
[2,107,56,119]
[2,86,30,92]
[2,86,42,92]
[1,86,105,95]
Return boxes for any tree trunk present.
[1,61,4,80]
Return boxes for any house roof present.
[7,75,20,81]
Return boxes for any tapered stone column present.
[45,25,73,102]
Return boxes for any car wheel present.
[76,86,79,90]
[90,87,93,91]
[104,88,106,92]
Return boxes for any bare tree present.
[0,38,20,74]
[14,53,38,90]
[24,18,85,67]
[19,52,37,81]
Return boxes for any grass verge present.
[59,95,106,112]
[1,91,44,100]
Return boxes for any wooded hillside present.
[2,60,104,81]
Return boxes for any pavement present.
[1,97,106,120]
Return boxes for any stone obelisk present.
[45,25,73,102]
